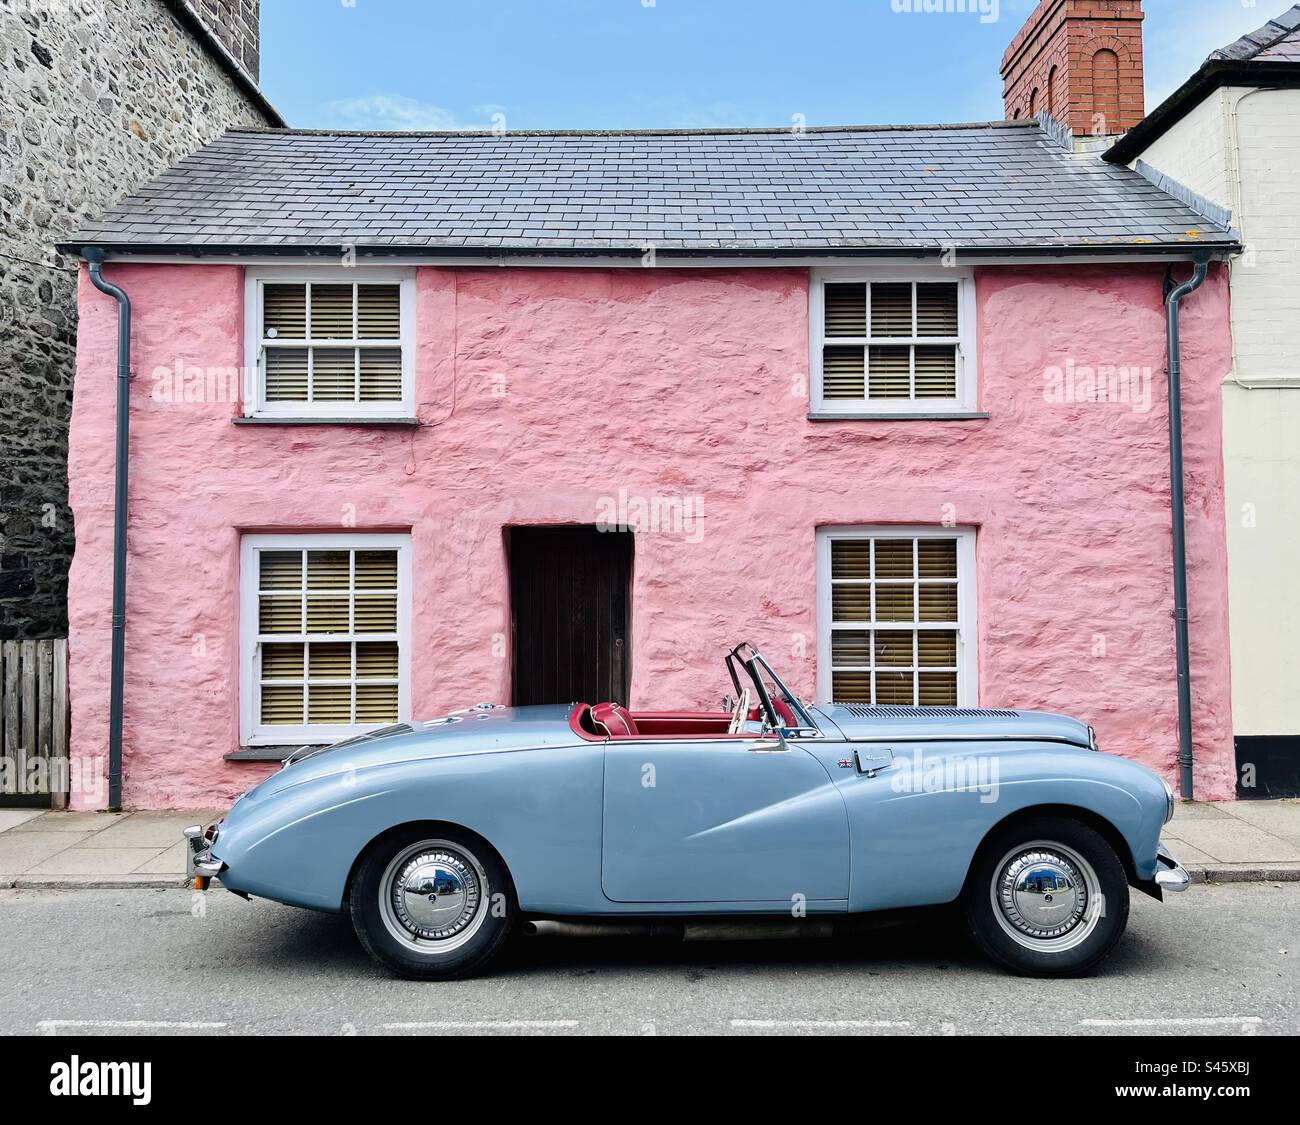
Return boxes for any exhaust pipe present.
[523,920,682,940]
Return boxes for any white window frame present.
[815,526,978,706]
[239,532,413,745]
[809,267,978,415]
[243,266,416,418]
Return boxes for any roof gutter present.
[52,241,1243,262]
[1163,252,1213,800]
[83,249,131,811]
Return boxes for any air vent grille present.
[839,704,1019,719]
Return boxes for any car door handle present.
[854,748,894,776]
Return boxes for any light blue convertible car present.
[187,643,1189,979]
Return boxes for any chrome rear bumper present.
[1153,841,1191,892]
[183,823,225,884]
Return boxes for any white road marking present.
[381,1020,580,1031]
[39,1019,227,1034]
[1080,1016,1262,1032]
[731,1019,912,1030]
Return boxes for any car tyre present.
[963,815,1129,978]
[349,825,516,980]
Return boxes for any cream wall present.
[1136,86,1300,737]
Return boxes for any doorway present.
[508,526,632,707]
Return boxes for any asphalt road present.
[1,882,1295,1036]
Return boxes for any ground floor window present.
[816,527,976,706]
[239,533,411,744]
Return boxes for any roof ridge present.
[1209,3,1300,62]
[221,121,1038,140]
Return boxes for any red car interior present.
[590,702,639,736]
[628,711,734,736]
[571,702,794,740]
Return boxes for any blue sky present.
[261,0,1271,131]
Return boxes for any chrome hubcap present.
[999,851,1085,937]
[392,851,480,940]
[991,841,1102,953]
[379,840,488,954]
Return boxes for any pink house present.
[60,5,1242,809]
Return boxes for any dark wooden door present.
[509,527,631,707]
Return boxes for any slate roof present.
[1209,4,1300,63]
[67,122,1235,256]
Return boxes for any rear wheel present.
[349,826,516,980]
[963,816,1129,978]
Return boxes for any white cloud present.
[324,94,466,131]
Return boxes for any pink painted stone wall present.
[66,261,1235,809]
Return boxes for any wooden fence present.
[0,639,70,807]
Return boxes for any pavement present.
[0,799,1297,888]
[0,881,1294,1034]
[0,808,223,888]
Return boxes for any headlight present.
[1162,778,1175,823]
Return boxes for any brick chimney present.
[1001,0,1144,137]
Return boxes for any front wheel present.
[349,826,516,980]
[963,816,1129,978]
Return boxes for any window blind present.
[827,535,962,706]
[260,282,403,405]
[822,281,961,402]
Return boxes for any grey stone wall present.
[0,0,273,638]
[195,0,260,81]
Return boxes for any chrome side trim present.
[832,733,1093,749]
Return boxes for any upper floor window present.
[244,268,415,418]
[810,270,976,415]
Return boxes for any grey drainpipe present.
[83,248,130,812]
[1163,251,1212,800]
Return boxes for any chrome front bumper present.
[1153,841,1191,892]
[183,823,225,885]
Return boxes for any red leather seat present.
[591,702,639,738]
[747,698,796,725]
